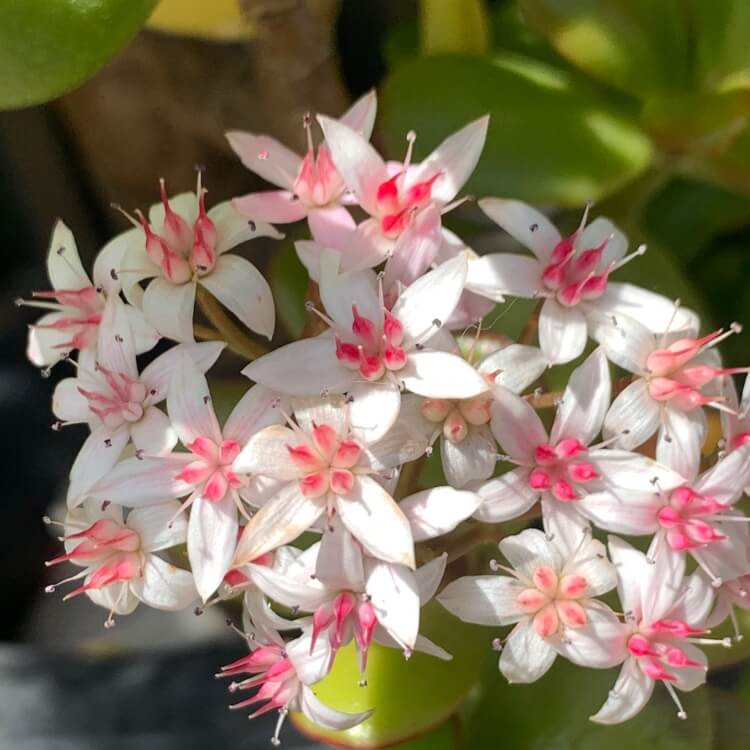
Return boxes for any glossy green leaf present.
[520,0,692,99]
[380,53,653,208]
[463,658,713,749]
[291,602,488,748]
[0,0,157,110]
[419,0,490,55]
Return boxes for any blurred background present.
[2,0,750,748]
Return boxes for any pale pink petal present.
[400,350,488,399]
[232,190,308,223]
[539,298,587,365]
[167,353,222,446]
[607,536,648,622]
[200,255,274,339]
[578,489,660,535]
[414,553,447,605]
[499,528,561,580]
[445,289,496,330]
[336,475,414,568]
[233,425,302,479]
[316,115,388,215]
[130,406,177,456]
[586,307,654,374]
[693,514,750,583]
[441,426,497,488]
[551,606,628,669]
[694,443,750,505]
[234,483,324,565]
[569,537,618,596]
[365,559,420,649]
[209,200,283,254]
[315,514,365,591]
[46,221,90,290]
[131,556,197,610]
[473,467,538,523]
[500,621,557,683]
[96,296,138,378]
[489,386,547,463]
[338,89,377,139]
[224,384,286,446]
[52,378,91,423]
[478,198,561,263]
[307,205,357,252]
[226,131,302,190]
[642,534,685,623]
[590,659,654,725]
[27,312,78,367]
[295,239,327,282]
[400,486,481,541]
[438,575,525,626]
[588,449,685,492]
[656,408,705,482]
[465,253,542,301]
[347,381,401,444]
[672,570,715,628]
[541,496,590,557]
[319,257,382,331]
[93,227,140,294]
[477,344,548,395]
[300,686,373,731]
[247,561,331,611]
[127,502,188,551]
[143,278,196,343]
[577,217,627,265]
[188,493,238,601]
[671,643,708,691]
[551,347,610,445]
[391,253,467,347]
[290,395,349,435]
[603,380,660,450]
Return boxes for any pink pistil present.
[175,436,246,503]
[528,437,596,500]
[658,485,729,551]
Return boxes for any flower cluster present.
[28,91,750,743]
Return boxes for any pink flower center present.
[137,180,218,284]
[375,171,440,239]
[515,564,589,638]
[78,365,148,427]
[657,485,729,550]
[421,394,492,444]
[31,286,104,353]
[335,306,407,382]
[294,142,343,207]
[175,436,246,502]
[287,423,362,499]
[528,437,597,501]
[627,621,705,683]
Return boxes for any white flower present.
[243,252,488,442]
[232,395,432,570]
[119,176,281,342]
[438,529,623,683]
[591,536,717,724]
[20,220,158,367]
[45,499,196,626]
[53,296,224,503]
[466,199,698,364]
[84,353,287,601]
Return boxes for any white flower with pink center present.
[232,395,434,571]
[438,529,623,683]
[243,252,488,443]
[19,220,158,367]
[84,353,287,601]
[465,199,699,364]
[598,313,749,462]
[579,437,750,587]
[591,536,719,724]
[228,91,377,237]
[54,296,224,504]
[245,524,450,677]
[118,175,281,343]
[45,499,196,626]
[218,613,372,745]
[474,348,681,553]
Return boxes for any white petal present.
[365,560,420,649]
[607,536,648,623]
[234,425,302,479]
[234,483,324,565]
[225,131,302,190]
[400,486,481,541]
[413,634,452,661]
[46,221,90,289]
[231,190,307,224]
[569,537,618,597]
[499,528,560,581]
[27,312,76,366]
[130,406,177,456]
[672,570,715,627]
[210,200,284,251]
[300,686,373,731]
[93,228,139,294]
[465,253,542,301]
[127,502,188,551]
[551,605,628,668]
[411,116,488,204]
[96,296,138,378]
[87,581,139,616]
[400,350,488,399]
[66,424,130,505]
[489,386,547,463]
[500,622,557,683]
[478,198,561,263]
[586,307,654,373]
[143,278,196,343]
[188,494,238,601]
[438,575,524,625]
[224,385,286,446]
[317,115,388,216]
[287,631,335,685]
[149,192,198,231]
[140,341,226,404]
[247,561,331,611]
[656,409,705,481]
[131,556,197,610]
[167,353,222,446]
[539,298,587,365]
[473,467,538,523]
[414,553,447,605]
[347,381,401,444]
[590,659,654,725]
[551,347,610,445]
[124,305,161,355]
[588,449,686,492]
[577,490,660,535]
[541,497,590,558]
[477,344,548,394]
[578,218,627,264]
[242,336,354,396]
[694,443,750,505]
[441,425,497,488]
[315,514,365,591]
[200,254,275,339]
[642,534,685,624]
[52,377,91,423]
[338,89,377,139]
[336,475,415,568]
[603,380,660,450]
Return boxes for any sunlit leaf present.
[147,0,254,42]
[419,0,490,55]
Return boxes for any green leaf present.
[0,0,157,110]
[419,0,490,55]
[291,601,488,748]
[520,0,692,99]
[380,53,653,208]
[463,658,713,749]
[267,239,308,340]
[708,687,750,748]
